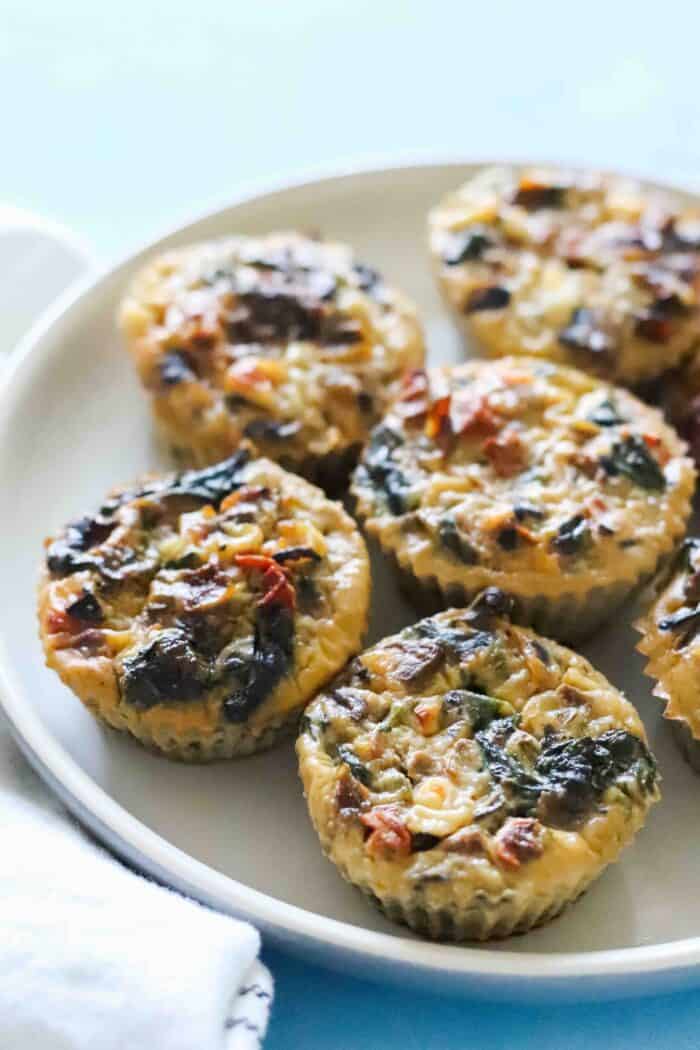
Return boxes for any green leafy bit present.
[336,744,373,787]
[442,690,513,732]
[438,516,478,564]
[360,425,415,515]
[658,604,700,648]
[600,436,666,491]
[475,719,657,829]
[588,398,625,428]
[551,514,590,556]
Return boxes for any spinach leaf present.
[442,690,511,732]
[442,227,493,266]
[222,603,294,723]
[438,516,478,564]
[551,514,590,556]
[120,628,209,710]
[475,720,657,829]
[588,398,625,427]
[336,744,373,787]
[359,425,414,515]
[600,436,666,491]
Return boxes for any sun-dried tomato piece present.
[483,430,527,477]
[335,772,368,817]
[234,554,296,610]
[450,392,500,437]
[395,368,430,422]
[424,394,451,440]
[361,806,412,858]
[493,817,544,869]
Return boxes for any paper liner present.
[635,597,700,776]
[670,720,700,775]
[387,547,655,645]
[156,411,360,497]
[99,703,302,762]
[360,877,586,942]
[301,807,651,942]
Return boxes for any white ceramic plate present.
[2,163,700,1002]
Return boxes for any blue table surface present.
[4,1,699,1044]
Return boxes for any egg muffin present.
[118,232,425,492]
[659,350,700,469]
[636,538,700,772]
[351,357,695,641]
[298,593,659,941]
[38,452,370,760]
[428,166,700,386]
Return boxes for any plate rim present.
[3,156,700,992]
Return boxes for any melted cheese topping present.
[119,232,424,469]
[298,607,658,924]
[429,166,700,384]
[39,456,370,743]
[637,539,700,738]
[352,357,694,601]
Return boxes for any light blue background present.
[3,1,699,1045]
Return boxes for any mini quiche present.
[351,357,695,642]
[428,165,700,386]
[298,593,659,941]
[659,350,700,469]
[118,231,425,491]
[636,539,700,773]
[38,452,370,760]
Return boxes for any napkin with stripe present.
[0,725,273,1050]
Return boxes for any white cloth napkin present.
[0,213,273,1049]
[0,725,273,1050]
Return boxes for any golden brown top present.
[429,166,700,384]
[119,232,424,465]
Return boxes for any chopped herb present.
[242,419,302,442]
[413,618,494,662]
[531,640,551,666]
[438,516,478,564]
[588,398,625,428]
[559,307,615,361]
[600,436,666,491]
[163,551,201,570]
[464,285,511,313]
[353,264,382,293]
[359,425,414,515]
[336,744,373,787]
[496,526,519,551]
[442,227,493,266]
[442,689,510,731]
[551,514,590,556]
[273,546,322,565]
[513,503,544,522]
[658,604,700,648]
[65,591,103,623]
[160,349,195,386]
[222,603,294,722]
